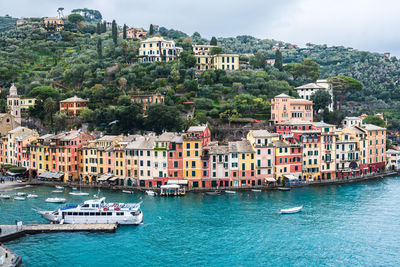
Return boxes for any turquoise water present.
[1,177,400,266]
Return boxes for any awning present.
[167,179,188,185]
[109,177,119,181]
[283,174,298,181]
[265,177,276,182]
[161,184,180,189]
[98,173,113,181]
[39,171,64,179]
[6,172,19,176]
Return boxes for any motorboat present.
[69,192,89,196]
[0,194,11,199]
[52,190,63,193]
[15,192,27,196]
[225,190,236,194]
[252,189,262,192]
[27,194,38,198]
[160,184,185,196]
[278,187,291,191]
[72,187,78,190]
[205,191,222,196]
[280,206,303,214]
[14,196,26,201]
[122,190,134,194]
[55,186,64,190]
[38,197,143,225]
[45,197,66,203]
[146,190,156,196]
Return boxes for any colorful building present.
[273,140,302,184]
[313,122,337,180]
[139,37,183,63]
[270,94,313,125]
[131,91,165,112]
[59,96,89,116]
[294,80,333,111]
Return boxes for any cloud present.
[1,0,399,55]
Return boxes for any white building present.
[342,117,363,128]
[386,149,400,171]
[295,79,333,111]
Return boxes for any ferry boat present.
[38,197,143,225]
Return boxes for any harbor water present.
[1,176,400,266]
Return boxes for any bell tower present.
[7,83,21,125]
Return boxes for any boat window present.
[101,212,106,216]
[82,204,89,208]
[85,212,90,216]
[78,212,83,216]
[107,212,112,216]
[67,212,72,215]
[73,212,78,216]
[89,212,95,216]
[53,212,58,215]
[95,213,100,216]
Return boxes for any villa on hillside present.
[59,96,89,116]
[294,80,333,111]
[131,91,165,112]
[270,93,313,125]
[138,37,183,63]
[192,45,239,71]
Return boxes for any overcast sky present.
[2,0,400,56]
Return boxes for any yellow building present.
[195,54,239,71]
[183,138,202,179]
[139,37,183,63]
[20,98,37,111]
[43,17,64,31]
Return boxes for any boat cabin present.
[160,184,185,196]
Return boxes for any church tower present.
[7,84,21,125]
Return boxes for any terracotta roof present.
[275,93,290,98]
[60,96,88,103]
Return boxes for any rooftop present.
[60,96,89,103]
[187,125,208,133]
[295,83,325,90]
[362,124,386,131]
[249,130,279,138]
[228,140,254,153]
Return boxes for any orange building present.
[270,93,313,125]
[59,96,89,116]
[131,92,165,112]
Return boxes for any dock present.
[0,223,118,242]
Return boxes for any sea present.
[1,176,400,266]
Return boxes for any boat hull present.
[39,211,143,225]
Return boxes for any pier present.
[0,223,118,242]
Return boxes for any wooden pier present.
[0,223,118,242]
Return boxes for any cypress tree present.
[210,36,217,46]
[149,24,154,35]
[123,24,127,39]
[96,22,101,34]
[97,38,102,58]
[101,21,106,33]
[112,20,117,45]
[274,49,283,71]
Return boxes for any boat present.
[122,190,134,194]
[52,190,63,193]
[69,192,89,196]
[55,186,64,190]
[160,184,185,196]
[280,206,303,214]
[38,197,143,225]
[14,196,26,201]
[225,190,236,194]
[72,187,78,190]
[45,197,66,203]
[146,190,156,196]
[0,194,11,199]
[15,192,27,196]
[205,191,221,196]
[27,194,38,198]
[252,189,262,192]
[278,187,291,191]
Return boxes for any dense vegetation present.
[1,10,399,134]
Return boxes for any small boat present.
[69,192,89,196]
[27,194,38,198]
[14,196,26,201]
[55,186,64,190]
[205,191,221,196]
[16,192,27,196]
[146,190,156,196]
[71,187,78,190]
[52,190,63,193]
[280,206,303,214]
[278,187,291,191]
[225,190,236,194]
[45,197,66,203]
[0,194,11,199]
[252,189,262,192]
[122,190,134,194]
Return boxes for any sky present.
[2,0,400,56]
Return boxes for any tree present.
[145,104,183,134]
[249,52,267,69]
[101,21,106,33]
[53,112,68,132]
[149,24,154,35]
[274,49,283,71]
[29,86,60,101]
[180,51,196,68]
[210,36,217,46]
[123,24,127,39]
[310,90,332,114]
[284,58,319,82]
[68,14,84,24]
[363,115,385,128]
[97,38,102,58]
[112,20,117,45]
[183,117,199,131]
[96,22,101,34]
[210,47,223,55]
[219,109,240,127]
[44,97,57,127]
[328,76,363,110]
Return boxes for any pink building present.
[270,93,313,125]
[120,27,147,39]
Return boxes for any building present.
[7,84,21,125]
[270,94,313,125]
[131,91,165,112]
[342,117,362,128]
[120,27,147,39]
[138,37,183,63]
[0,114,18,137]
[43,17,64,31]
[229,140,257,187]
[313,122,337,180]
[335,129,361,179]
[193,45,216,55]
[16,19,27,26]
[273,140,302,184]
[167,134,184,179]
[59,96,89,116]
[294,80,333,111]
[195,53,239,71]
[386,149,400,171]
[20,98,37,111]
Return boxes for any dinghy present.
[55,186,64,190]
[27,194,38,198]
[45,197,66,203]
[278,187,291,191]
[16,192,27,196]
[52,190,63,193]
[205,191,221,195]
[14,196,26,201]
[146,190,156,196]
[0,194,11,199]
[280,206,303,214]
[225,190,236,194]
[252,189,262,192]
[69,192,89,196]
[122,190,134,194]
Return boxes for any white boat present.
[0,194,11,199]
[69,192,89,196]
[45,197,66,203]
[72,187,78,190]
[14,196,26,201]
[38,197,143,225]
[252,189,262,192]
[278,187,291,191]
[146,190,156,196]
[27,194,38,198]
[55,186,64,190]
[205,191,221,196]
[280,206,303,214]
[52,190,63,193]
[16,192,27,196]
[225,190,236,194]
[122,190,134,194]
